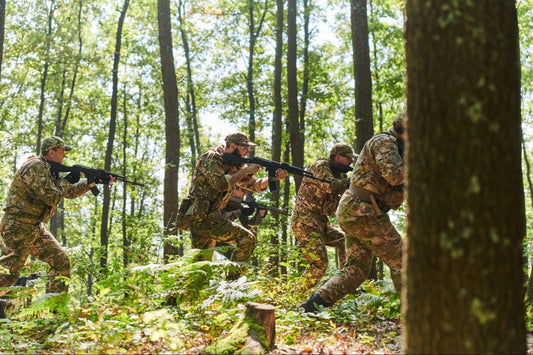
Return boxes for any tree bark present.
[36,0,56,154]
[403,1,525,353]
[178,0,200,168]
[351,0,373,153]
[100,0,129,270]
[158,0,181,261]
[0,0,5,81]
[287,0,303,191]
[351,0,376,279]
[270,0,284,275]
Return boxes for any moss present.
[202,312,270,355]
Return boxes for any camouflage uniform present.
[290,143,354,289]
[185,145,268,263]
[317,125,405,305]
[216,197,265,259]
[0,153,92,293]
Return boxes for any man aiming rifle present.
[181,132,289,279]
[0,136,117,298]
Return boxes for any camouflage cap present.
[41,136,73,154]
[330,142,355,158]
[225,132,257,147]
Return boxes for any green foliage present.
[330,280,401,324]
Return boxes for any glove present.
[240,206,255,216]
[64,170,81,184]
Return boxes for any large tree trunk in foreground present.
[403,1,525,354]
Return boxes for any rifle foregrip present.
[90,185,100,196]
[264,168,276,191]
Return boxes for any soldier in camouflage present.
[184,132,288,272]
[0,136,113,296]
[290,143,355,290]
[299,112,407,313]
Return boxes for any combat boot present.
[297,292,331,313]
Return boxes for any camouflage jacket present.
[185,145,267,219]
[3,155,92,224]
[293,158,350,217]
[338,128,405,217]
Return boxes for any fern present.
[202,277,261,308]
[19,293,69,318]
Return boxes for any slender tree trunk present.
[60,0,83,136]
[158,0,181,261]
[36,0,56,154]
[270,0,284,275]
[523,137,533,303]
[298,0,309,142]
[403,1,525,353]
[287,0,303,191]
[351,0,377,279]
[284,119,293,275]
[351,0,373,153]
[369,0,383,132]
[122,84,129,268]
[178,0,200,168]
[100,0,129,270]
[247,0,257,152]
[0,0,5,81]
[246,0,267,157]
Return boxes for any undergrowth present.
[0,248,401,353]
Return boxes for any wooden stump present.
[202,301,276,355]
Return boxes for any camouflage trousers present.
[291,210,346,289]
[188,212,257,264]
[317,212,402,305]
[0,216,71,294]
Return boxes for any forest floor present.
[269,318,401,355]
[186,319,533,355]
[183,317,401,355]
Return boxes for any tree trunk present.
[403,1,525,353]
[523,136,533,304]
[298,0,309,145]
[0,0,5,81]
[158,0,181,261]
[36,0,56,154]
[352,0,376,279]
[122,85,129,268]
[50,0,83,243]
[100,0,129,270]
[351,0,373,153]
[287,0,303,191]
[270,0,284,276]
[178,0,200,168]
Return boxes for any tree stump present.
[202,301,276,355]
